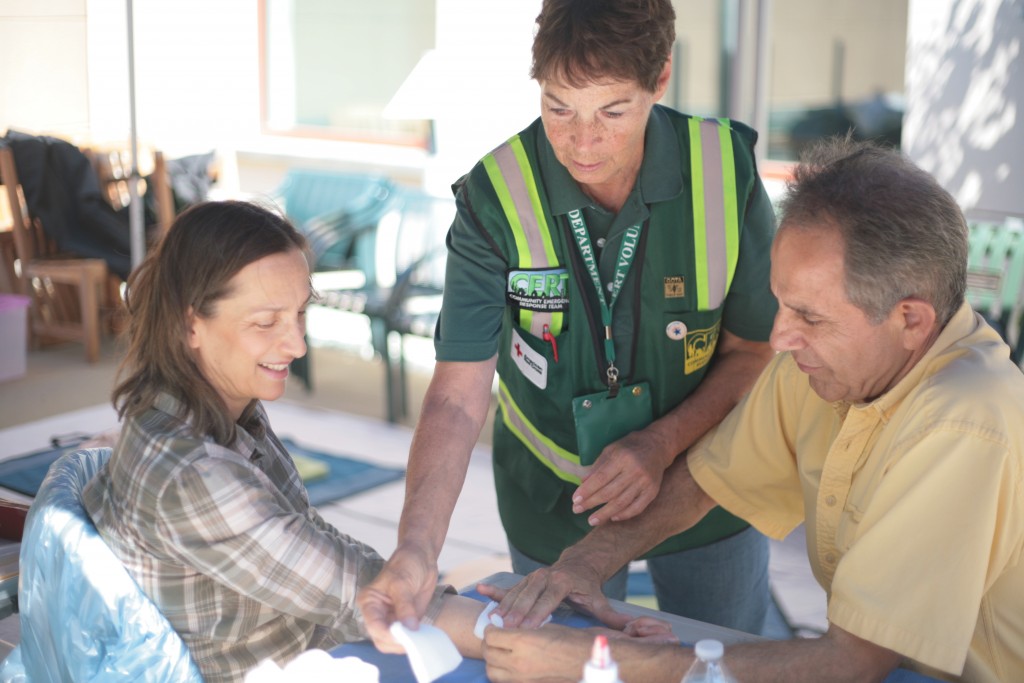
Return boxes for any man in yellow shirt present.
[480,138,1024,683]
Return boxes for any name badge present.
[510,328,548,389]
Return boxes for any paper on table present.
[389,621,463,683]
[245,649,380,682]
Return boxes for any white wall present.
[0,0,91,140]
[85,0,262,155]
[420,0,540,194]
[82,0,265,194]
[0,0,265,191]
[904,0,1023,218]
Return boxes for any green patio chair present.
[966,218,1024,366]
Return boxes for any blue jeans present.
[509,525,770,635]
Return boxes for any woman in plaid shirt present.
[82,201,487,682]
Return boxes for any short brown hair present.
[778,137,968,326]
[113,200,308,445]
[531,0,676,91]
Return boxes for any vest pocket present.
[497,326,581,471]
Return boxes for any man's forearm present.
[486,619,900,682]
[431,594,489,659]
[570,333,774,527]
[554,337,770,587]
[644,333,774,472]
[613,625,901,683]
[559,456,717,581]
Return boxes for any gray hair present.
[778,137,967,326]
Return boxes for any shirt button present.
[825,552,836,565]
[825,495,837,506]
[606,282,614,292]
[596,237,607,248]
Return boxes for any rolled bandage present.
[473,600,505,639]
[472,600,552,639]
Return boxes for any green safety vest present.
[460,108,764,561]
[482,116,742,485]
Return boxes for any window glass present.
[261,0,436,147]
[669,0,907,160]
[258,0,907,160]
[765,0,907,160]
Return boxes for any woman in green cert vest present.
[358,0,779,649]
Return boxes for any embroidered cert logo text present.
[507,268,569,312]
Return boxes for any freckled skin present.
[539,64,670,213]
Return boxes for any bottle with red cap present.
[579,634,624,683]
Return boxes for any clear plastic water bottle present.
[681,639,737,683]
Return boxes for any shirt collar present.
[540,105,683,216]
[843,302,994,418]
[152,391,264,457]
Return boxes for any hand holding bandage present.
[389,621,463,683]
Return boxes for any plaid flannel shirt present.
[82,393,385,682]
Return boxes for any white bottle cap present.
[581,635,622,683]
[582,660,621,683]
[694,639,724,661]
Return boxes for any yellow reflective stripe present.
[498,379,587,484]
[509,138,559,266]
[483,149,532,268]
[483,136,565,337]
[483,145,537,332]
[717,118,740,292]
[509,138,564,335]
[688,117,711,309]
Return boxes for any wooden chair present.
[0,145,111,363]
[151,151,176,240]
[86,146,176,241]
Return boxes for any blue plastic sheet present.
[332,590,947,683]
[0,448,203,683]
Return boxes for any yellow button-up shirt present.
[689,303,1024,682]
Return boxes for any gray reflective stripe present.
[498,380,589,484]
[490,141,554,337]
[698,119,728,310]
[689,117,740,311]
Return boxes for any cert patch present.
[507,268,569,312]
[664,276,685,298]
[511,328,548,389]
[685,321,720,374]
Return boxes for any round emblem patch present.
[666,320,687,340]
